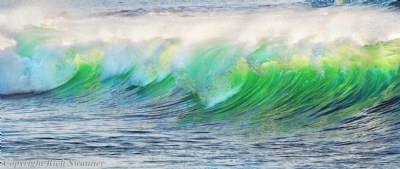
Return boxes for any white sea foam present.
[0,4,399,95]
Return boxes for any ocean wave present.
[0,6,399,123]
[1,26,399,109]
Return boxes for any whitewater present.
[1,0,400,168]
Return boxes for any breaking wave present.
[0,5,400,130]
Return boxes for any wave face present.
[1,2,400,168]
